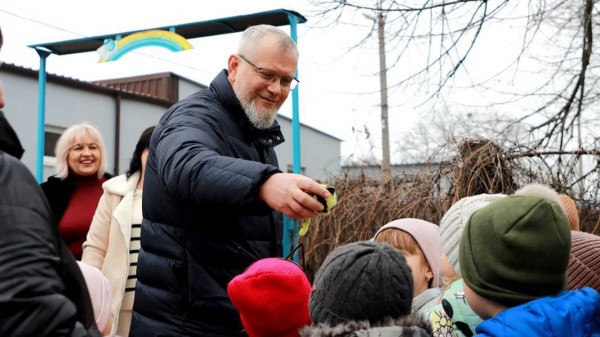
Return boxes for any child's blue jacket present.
[476,287,600,337]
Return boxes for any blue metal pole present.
[35,49,51,183]
[283,14,301,260]
[288,15,301,175]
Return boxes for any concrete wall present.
[276,116,341,181]
[117,99,166,173]
[178,78,203,101]
[342,163,441,178]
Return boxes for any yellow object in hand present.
[299,185,337,236]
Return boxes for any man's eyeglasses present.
[238,54,299,90]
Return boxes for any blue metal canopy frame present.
[29,8,305,258]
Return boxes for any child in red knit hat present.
[227,257,312,337]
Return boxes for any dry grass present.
[301,139,600,281]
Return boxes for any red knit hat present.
[227,258,311,337]
[568,231,600,292]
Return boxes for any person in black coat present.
[130,24,330,336]
[0,26,101,335]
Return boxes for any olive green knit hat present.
[459,193,571,307]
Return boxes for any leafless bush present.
[303,138,600,281]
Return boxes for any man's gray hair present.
[237,24,298,56]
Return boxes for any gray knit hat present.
[309,241,414,326]
[439,194,506,276]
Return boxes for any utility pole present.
[377,2,391,175]
[577,114,584,201]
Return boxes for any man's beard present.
[237,90,279,129]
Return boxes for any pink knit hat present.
[373,218,443,288]
[568,231,600,292]
[76,261,111,333]
[227,258,311,337]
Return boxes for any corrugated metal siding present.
[96,73,178,104]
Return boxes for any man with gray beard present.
[130,25,329,336]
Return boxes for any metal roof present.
[28,9,306,55]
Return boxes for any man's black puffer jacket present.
[130,70,284,337]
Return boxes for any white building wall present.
[1,67,175,182]
[44,83,116,180]
[178,78,204,101]
[1,71,41,171]
[1,71,116,181]
[276,116,341,181]
[117,99,165,173]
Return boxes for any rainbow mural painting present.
[97,30,193,62]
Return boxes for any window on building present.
[44,125,64,167]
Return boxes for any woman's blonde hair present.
[374,228,433,287]
[54,122,107,179]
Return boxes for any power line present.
[0,7,84,37]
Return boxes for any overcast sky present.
[2,0,557,166]
[0,0,403,163]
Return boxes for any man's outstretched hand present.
[259,173,331,219]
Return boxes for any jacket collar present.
[0,110,25,159]
[412,287,442,313]
[104,172,142,248]
[102,172,140,197]
[210,70,285,147]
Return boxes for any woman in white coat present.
[82,126,154,337]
